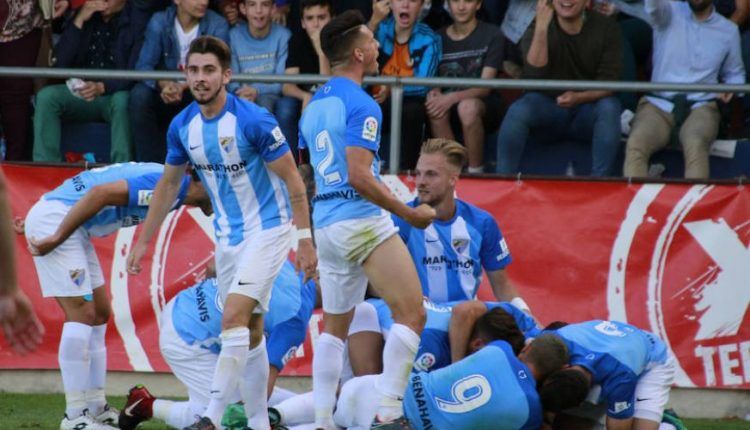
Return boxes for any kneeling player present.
[119,259,317,430]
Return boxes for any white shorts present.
[25,198,105,298]
[334,374,381,430]
[214,223,292,313]
[633,355,676,422]
[316,215,397,314]
[159,301,223,413]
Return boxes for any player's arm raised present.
[448,300,488,363]
[346,146,435,228]
[267,152,317,280]
[27,180,130,256]
[127,163,187,275]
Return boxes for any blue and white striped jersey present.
[165,94,291,246]
[44,162,189,237]
[393,198,511,302]
[553,320,670,419]
[299,77,385,228]
[403,340,542,430]
[369,298,538,373]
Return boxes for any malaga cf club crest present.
[219,136,235,153]
[452,238,469,254]
[69,268,86,287]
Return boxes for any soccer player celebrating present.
[395,138,524,306]
[24,162,211,430]
[298,10,436,429]
[127,36,316,430]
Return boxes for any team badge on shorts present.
[362,116,378,142]
[220,136,235,153]
[69,268,86,287]
[281,346,298,366]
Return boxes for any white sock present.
[203,327,250,426]
[312,333,345,429]
[241,338,270,430]
[276,391,315,426]
[86,324,107,415]
[375,323,419,421]
[269,386,296,406]
[153,399,195,429]
[59,322,92,418]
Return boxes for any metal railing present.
[2,66,749,175]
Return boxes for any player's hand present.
[27,234,63,256]
[406,203,436,229]
[236,85,258,102]
[127,241,148,275]
[0,290,45,355]
[295,238,318,282]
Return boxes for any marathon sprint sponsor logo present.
[312,189,361,203]
[411,374,434,430]
[608,184,750,388]
[422,254,475,270]
[193,160,248,173]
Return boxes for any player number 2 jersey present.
[299,77,385,228]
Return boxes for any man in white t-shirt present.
[129,0,230,162]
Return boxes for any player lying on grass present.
[24,162,211,430]
[119,259,318,430]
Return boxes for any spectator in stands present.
[495,0,623,177]
[33,0,150,163]
[368,0,441,170]
[623,0,744,179]
[0,0,68,161]
[279,0,331,153]
[426,0,504,173]
[228,0,291,114]
[219,0,241,25]
[129,0,229,162]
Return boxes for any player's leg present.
[363,235,426,424]
[333,374,381,429]
[347,301,384,376]
[85,244,118,425]
[273,391,316,427]
[312,221,370,429]
[632,356,676,430]
[266,314,308,402]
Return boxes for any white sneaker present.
[92,404,120,428]
[60,410,118,430]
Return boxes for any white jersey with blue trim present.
[554,320,670,419]
[299,76,385,228]
[165,94,291,246]
[403,340,542,430]
[44,162,189,237]
[393,199,511,302]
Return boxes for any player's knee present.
[93,305,111,325]
[68,302,97,325]
[393,304,425,333]
[249,329,264,349]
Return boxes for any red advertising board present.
[2,164,748,389]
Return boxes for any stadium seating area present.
[2,0,750,179]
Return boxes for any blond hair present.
[420,138,467,171]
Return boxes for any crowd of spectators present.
[0,0,748,178]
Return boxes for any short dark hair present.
[188,36,231,71]
[471,307,525,355]
[539,368,590,413]
[544,321,569,331]
[300,0,333,14]
[524,333,569,382]
[320,10,366,68]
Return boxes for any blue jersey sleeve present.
[392,213,410,243]
[413,328,451,373]
[165,119,189,166]
[479,214,511,271]
[126,173,160,207]
[244,108,291,162]
[345,97,381,152]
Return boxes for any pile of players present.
[18,10,679,430]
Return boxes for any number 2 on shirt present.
[314,130,342,186]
